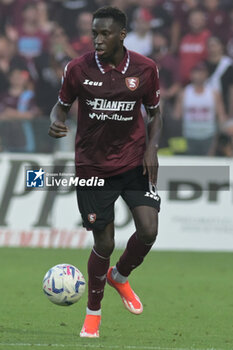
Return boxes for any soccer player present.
[49,6,162,338]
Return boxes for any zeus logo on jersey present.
[86,98,136,111]
[83,79,103,86]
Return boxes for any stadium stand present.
[0,0,232,155]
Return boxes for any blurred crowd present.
[0,0,233,156]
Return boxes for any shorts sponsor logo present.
[86,98,136,111]
[125,77,139,91]
[26,168,45,187]
[144,192,160,201]
[89,112,133,121]
[88,213,96,224]
[83,79,103,86]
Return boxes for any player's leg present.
[116,206,158,277]
[107,207,158,314]
[87,222,115,312]
[107,167,160,314]
[76,187,119,337]
[80,222,115,338]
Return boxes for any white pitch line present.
[0,343,226,350]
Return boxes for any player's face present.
[92,18,126,60]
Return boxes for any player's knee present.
[137,221,158,244]
[93,222,115,257]
[94,237,115,257]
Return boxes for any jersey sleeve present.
[58,62,79,106]
[142,63,160,109]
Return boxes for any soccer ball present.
[42,264,86,306]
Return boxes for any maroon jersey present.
[59,49,160,177]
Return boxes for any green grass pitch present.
[0,247,233,350]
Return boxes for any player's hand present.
[143,145,159,185]
[48,120,68,138]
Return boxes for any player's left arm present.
[143,106,162,185]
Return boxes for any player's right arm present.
[48,101,70,138]
[48,60,77,138]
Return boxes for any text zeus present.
[83,79,103,86]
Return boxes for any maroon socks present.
[116,232,154,277]
[87,233,154,311]
[87,248,110,311]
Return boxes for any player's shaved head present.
[92,6,127,29]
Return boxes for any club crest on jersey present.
[88,213,96,224]
[125,77,139,91]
